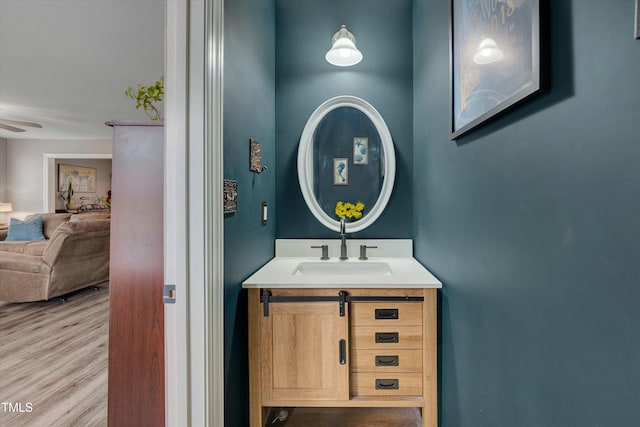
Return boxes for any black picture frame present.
[635,0,640,39]
[450,0,545,139]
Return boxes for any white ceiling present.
[0,0,164,140]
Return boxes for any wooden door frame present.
[164,0,224,425]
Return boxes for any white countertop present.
[241,239,442,289]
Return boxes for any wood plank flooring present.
[0,284,109,427]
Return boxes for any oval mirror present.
[298,95,395,233]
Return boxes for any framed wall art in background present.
[450,0,546,139]
[58,164,97,193]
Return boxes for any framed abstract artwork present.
[58,164,97,193]
[450,0,545,139]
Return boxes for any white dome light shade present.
[473,37,504,65]
[325,25,363,67]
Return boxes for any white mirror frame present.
[297,95,396,233]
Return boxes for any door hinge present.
[163,284,176,304]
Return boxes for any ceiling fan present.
[0,118,43,133]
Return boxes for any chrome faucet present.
[339,216,348,260]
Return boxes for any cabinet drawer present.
[351,349,422,373]
[350,302,422,326]
[351,326,422,350]
[351,372,422,397]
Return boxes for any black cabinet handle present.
[339,339,346,365]
[375,379,399,390]
[375,308,399,320]
[375,332,399,343]
[375,355,399,366]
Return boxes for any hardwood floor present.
[0,284,109,427]
[279,407,423,426]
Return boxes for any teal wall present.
[275,0,413,238]
[223,0,275,425]
[413,0,640,425]
[225,1,640,425]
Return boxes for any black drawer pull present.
[375,379,399,390]
[339,339,346,365]
[375,332,399,343]
[375,308,399,320]
[375,355,399,366]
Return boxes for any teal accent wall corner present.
[414,0,640,425]
[223,0,275,425]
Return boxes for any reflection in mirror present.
[298,96,395,233]
[313,107,383,221]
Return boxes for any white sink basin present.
[293,261,392,277]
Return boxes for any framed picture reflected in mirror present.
[333,158,348,186]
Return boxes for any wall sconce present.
[325,25,363,67]
[473,37,504,65]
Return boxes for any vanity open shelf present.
[243,239,442,427]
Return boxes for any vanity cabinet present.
[262,301,349,401]
[248,287,437,427]
[350,302,424,398]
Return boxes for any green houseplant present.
[59,182,74,210]
[98,192,112,210]
[125,79,164,121]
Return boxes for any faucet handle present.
[359,245,378,260]
[311,245,329,260]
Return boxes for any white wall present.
[54,158,112,211]
[6,138,112,217]
[0,138,7,223]
[0,138,6,201]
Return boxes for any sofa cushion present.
[70,212,111,222]
[6,216,46,241]
[25,213,72,239]
[43,218,110,267]
[0,240,48,256]
[0,251,49,274]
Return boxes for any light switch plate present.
[261,201,267,225]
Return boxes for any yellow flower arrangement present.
[335,201,365,220]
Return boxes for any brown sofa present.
[0,212,110,302]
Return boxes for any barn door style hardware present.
[260,289,345,316]
[260,289,423,317]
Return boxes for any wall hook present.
[249,138,268,173]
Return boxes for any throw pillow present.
[5,216,46,241]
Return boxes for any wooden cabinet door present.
[262,302,349,402]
